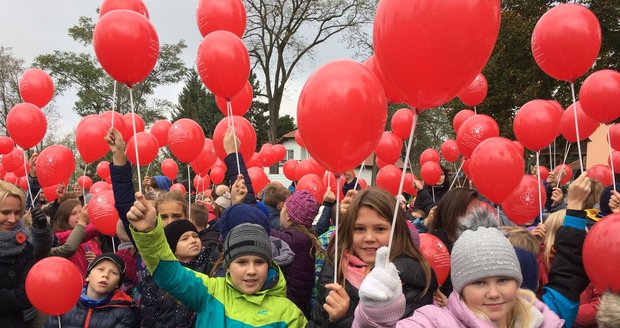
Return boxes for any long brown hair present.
[431,188,479,242]
[52,199,82,232]
[326,188,433,295]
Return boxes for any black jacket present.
[0,242,35,328]
[45,290,136,328]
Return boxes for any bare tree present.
[0,46,25,134]
[244,0,375,143]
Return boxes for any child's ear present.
[277,202,285,210]
[85,277,89,282]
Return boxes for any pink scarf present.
[341,251,369,289]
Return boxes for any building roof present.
[276,130,297,144]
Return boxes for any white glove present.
[358,246,403,307]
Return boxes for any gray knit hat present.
[451,226,523,293]
[223,223,272,268]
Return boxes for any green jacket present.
[131,219,308,328]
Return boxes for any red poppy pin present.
[16,232,26,244]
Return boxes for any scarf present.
[341,251,369,289]
[79,287,113,308]
[181,246,211,272]
[0,221,31,257]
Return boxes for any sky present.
[0,0,358,137]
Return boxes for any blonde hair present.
[467,288,536,328]
[584,181,604,210]
[597,292,620,328]
[0,181,26,217]
[542,210,566,269]
[500,226,540,256]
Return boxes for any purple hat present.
[285,190,319,227]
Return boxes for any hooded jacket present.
[45,289,135,328]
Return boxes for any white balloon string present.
[607,127,617,192]
[333,175,341,284]
[187,165,192,219]
[449,161,465,191]
[557,143,572,189]
[111,81,117,128]
[145,162,152,179]
[432,186,436,204]
[129,89,142,194]
[82,164,88,201]
[570,83,584,173]
[548,144,553,168]
[536,151,544,221]
[112,236,116,254]
[352,162,365,191]
[553,140,557,168]
[474,106,477,115]
[23,149,35,207]
[58,315,61,328]
[388,110,418,251]
[227,101,242,175]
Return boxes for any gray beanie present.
[223,223,272,268]
[451,226,523,293]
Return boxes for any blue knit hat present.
[219,203,271,240]
[153,176,172,191]
[514,247,538,292]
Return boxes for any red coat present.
[574,283,602,328]
[55,224,102,277]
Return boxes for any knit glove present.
[358,246,403,307]
[31,208,48,230]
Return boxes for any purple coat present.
[354,290,565,328]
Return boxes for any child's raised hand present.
[323,283,349,322]
[339,189,358,215]
[358,246,402,307]
[126,192,157,232]
[78,204,90,226]
[566,173,591,210]
[231,175,247,204]
[223,127,241,155]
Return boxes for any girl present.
[312,188,436,327]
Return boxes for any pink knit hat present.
[285,190,319,227]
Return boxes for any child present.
[126,193,308,327]
[312,188,436,327]
[45,253,136,327]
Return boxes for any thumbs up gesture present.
[127,192,157,232]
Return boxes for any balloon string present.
[548,144,553,168]
[111,81,117,129]
[226,101,242,175]
[23,149,35,207]
[333,175,341,284]
[453,162,461,188]
[557,143,572,189]
[129,89,142,194]
[187,165,192,220]
[449,161,465,191]
[570,83,584,173]
[536,151,544,222]
[473,106,477,115]
[352,162,365,191]
[58,315,61,328]
[388,110,418,251]
[496,205,500,223]
[145,162,152,178]
[431,186,436,204]
[82,164,88,201]
[112,236,116,254]
[553,140,557,168]
[607,127,617,192]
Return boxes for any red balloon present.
[308,158,326,178]
[373,0,500,109]
[196,0,246,38]
[583,213,620,292]
[161,159,179,181]
[362,55,403,104]
[197,30,249,98]
[531,4,601,82]
[168,119,206,163]
[150,120,172,148]
[88,190,119,236]
[77,176,93,191]
[194,175,210,193]
[501,175,547,225]
[7,103,47,149]
[96,161,111,179]
[18,69,54,108]
[554,164,573,185]
[375,157,389,169]
[212,116,256,163]
[458,73,488,107]
[391,108,415,140]
[213,158,227,171]
[580,70,620,124]
[90,181,111,195]
[36,145,76,187]
[297,174,326,203]
[403,173,418,196]
[358,178,368,190]
[126,132,159,166]
[93,10,159,87]
[248,167,268,194]
[246,152,262,168]
[272,144,286,163]
[26,257,82,316]
[294,130,305,148]
[322,172,345,200]
[608,151,620,174]
[462,159,471,177]
[123,112,145,134]
[297,60,387,174]
[514,100,563,151]
[0,163,5,180]
[470,137,524,204]
[283,160,298,181]
[456,114,500,158]
[419,148,440,166]
[587,164,613,187]
[42,185,59,202]
[191,139,218,175]
[259,147,276,167]
[512,140,525,156]
[76,117,110,163]
[170,183,187,195]
[420,161,442,186]
[440,139,460,163]
[2,147,24,173]
[560,102,600,143]
[13,161,28,178]
[453,109,476,133]
[375,132,402,165]
[216,80,252,116]
[539,166,549,182]
[295,159,318,182]
[610,124,620,151]
[210,167,225,185]
[376,165,402,196]
[76,114,99,132]
[418,233,451,285]
[99,0,149,18]
[0,136,14,155]
[17,177,27,191]
[4,172,18,185]
[100,111,127,138]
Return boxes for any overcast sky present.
[0,0,358,137]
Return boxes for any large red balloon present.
[419,233,451,285]
[18,69,54,108]
[216,81,252,117]
[150,120,172,147]
[323,172,345,200]
[456,114,500,158]
[96,161,111,180]
[297,60,387,174]
[76,114,99,132]
[170,183,187,195]
[470,137,524,204]
[297,174,326,203]
[583,213,620,292]
[100,111,127,138]
[554,164,573,185]
[99,0,149,18]
[373,0,500,109]
[420,161,442,186]
[610,124,620,151]
[272,144,286,163]
[440,139,460,163]
[248,167,269,194]
[88,190,119,236]
[193,175,210,193]
[391,108,415,140]
[93,10,159,87]
[419,149,440,166]
[587,164,613,187]
[580,70,620,124]
[609,151,620,174]
[36,145,76,188]
[122,112,145,136]
[539,166,549,182]
[212,116,256,163]
[362,55,403,104]
[76,117,110,163]
[295,159,319,182]
[501,175,547,225]
[514,99,562,151]
[197,30,249,98]
[294,130,305,148]
[26,257,82,316]
[168,119,206,163]
[283,160,298,181]
[376,165,402,196]
[210,167,225,185]
[0,136,14,155]
[403,173,418,196]
[4,172,18,185]
[196,0,246,38]
[453,109,476,133]
[42,185,59,202]
[126,132,159,166]
[6,103,47,149]
[375,132,402,165]
[2,147,24,172]
[161,159,179,181]
[90,181,111,195]
[246,152,261,168]
[531,4,601,82]
[77,176,93,191]
[512,141,525,157]
[191,139,218,175]
[560,102,600,143]
[458,73,488,107]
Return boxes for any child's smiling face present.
[228,255,269,294]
